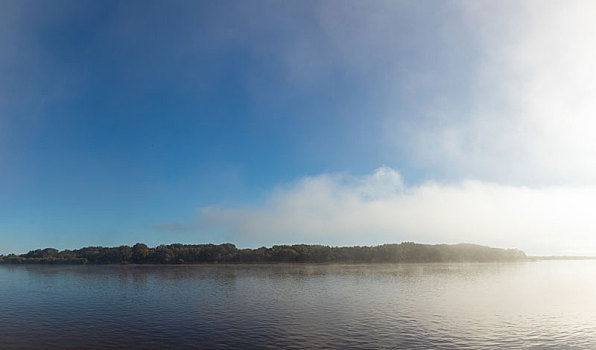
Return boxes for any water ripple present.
[1,261,596,349]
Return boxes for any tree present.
[132,243,149,263]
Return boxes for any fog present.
[197,167,596,256]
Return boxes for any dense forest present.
[0,242,527,265]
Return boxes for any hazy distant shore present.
[529,256,596,261]
[0,242,527,265]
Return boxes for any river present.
[1,260,595,349]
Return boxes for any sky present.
[2,0,596,255]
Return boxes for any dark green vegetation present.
[0,242,526,264]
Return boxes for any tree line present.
[0,242,527,265]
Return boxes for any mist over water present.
[1,261,595,349]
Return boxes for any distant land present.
[0,242,527,265]
[529,256,596,260]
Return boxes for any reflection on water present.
[1,261,596,349]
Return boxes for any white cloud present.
[394,0,596,185]
[196,167,596,256]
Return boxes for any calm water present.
[1,261,596,349]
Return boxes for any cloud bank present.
[196,167,596,256]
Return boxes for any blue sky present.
[2,1,596,255]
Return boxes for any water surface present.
[1,261,595,349]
